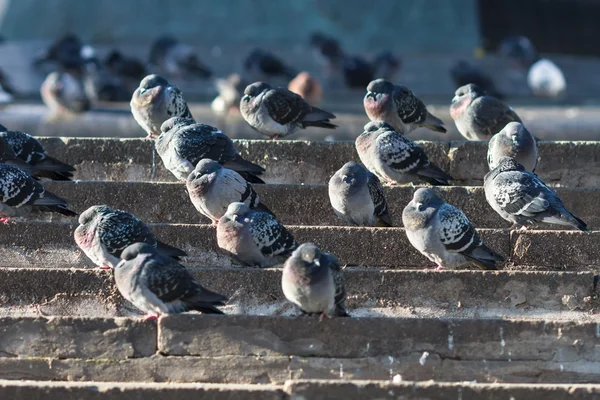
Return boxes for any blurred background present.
[0,0,597,139]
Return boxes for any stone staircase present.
[0,135,599,399]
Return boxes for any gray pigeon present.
[156,117,265,183]
[243,48,296,82]
[240,82,336,139]
[115,243,227,319]
[0,163,76,223]
[149,36,212,80]
[186,159,273,224]
[74,205,187,269]
[487,122,538,172]
[355,121,452,186]
[282,243,349,318]
[40,71,91,119]
[364,79,446,135]
[217,202,297,267]
[450,83,521,141]
[0,130,75,180]
[402,188,504,270]
[211,73,248,117]
[484,157,587,231]
[130,74,193,139]
[328,161,392,227]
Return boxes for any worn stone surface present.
[29,138,600,185]
[0,317,156,358]
[158,315,600,360]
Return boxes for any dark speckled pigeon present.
[74,205,186,269]
[130,74,193,139]
[240,82,336,139]
[403,188,504,270]
[115,243,227,319]
[450,83,521,141]
[217,202,297,267]
[156,117,265,183]
[364,79,446,135]
[243,48,296,82]
[187,159,273,224]
[282,243,349,318]
[0,131,75,180]
[484,157,587,231]
[487,122,538,172]
[328,161,392,227]
[0,163,76,223]
[356,121,452,186]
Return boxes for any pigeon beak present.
[451,95,459,103]
[415,202,425,212]
[313,258,320,267]
[365,91,375,100]
[242,94,251,102]
[139,88,147,95]
[231,214,239,222]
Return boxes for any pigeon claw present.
[0,217,11,224]
[318,312,331,322]
[144,314,159,321]
[98,265,112,270]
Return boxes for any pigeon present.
[240,82,336,139]
[450,60,504,99]
[288,72,323,106]
[243,48,296,82]
[74,205,187,269]
[527,59,566,98]
[41,71,91,118]
[308,32,345,87]
[487,122,538,172]
[34,33,84,72]
[484,157,587,231]
[402,188,504,270]
[115,243,227,319]
[186,159,273,224]
[342,55,375,89]
[104,50,147,83]
[156,117,265,183]
[364,79,446,135]
[355,121,453,186]
[282,243,349,318]
[149,36,212,79]
[450,83,521,141]
[217,202,297,267]
[0,130,75,180]
[0,163,76,223]
[211,73,248,117]
[131,74,193,139]
[328,161,392,227]
[372,51,402,83]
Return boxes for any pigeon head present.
[160,117,194,134]
[365,78,394,99]
[498,35,538,67]
[411,188,444,212]
[225,202,252,222]
[450,84,485,119]
[498,121,527,143]
[336,161,367,186]
[133,74,169,105]
[78,205,112,225]
[243,82,271,98]
[293,242,325,272]
[139,74,169,91]
[495,156,526,172]
[364,120,394,133]
[120,242,157,261]
[193,158,222,176]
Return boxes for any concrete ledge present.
[284,380,600,400]
[0,268,595,320]
[0,317,156,359]
[158,315,600,361]
[41,181,600,229]
[0,222,598,270]
[36,138,600,186]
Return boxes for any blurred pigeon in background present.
[288,72,323,106]
[156,117,265,182]
[356,121,452,185]
[450,83,521,141]
[115,243,227,319]
[149,35,212,79]
[217,202,297,267]
[0,163,76,223]
[187,159,273,224]
[487,122,538,172]
[282,243,349,318]
[130,74,193,139]
[211,73,248,118]
[484,157,587,231]
[364,79,446,135]
[328,161,392,227]
[74,205,187,269]
[403,188,504,270]
[41,71,91,119]
[372,51,402,82]
[243,48,296,82]
[240,82,336,139]
[450,60,503,99]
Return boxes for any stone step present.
[0,268,596,320]
[40,181,600,229]
[36,138,600,186]
[4,103,600,141]
[0,222,596,270]
[2,380,600,400]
